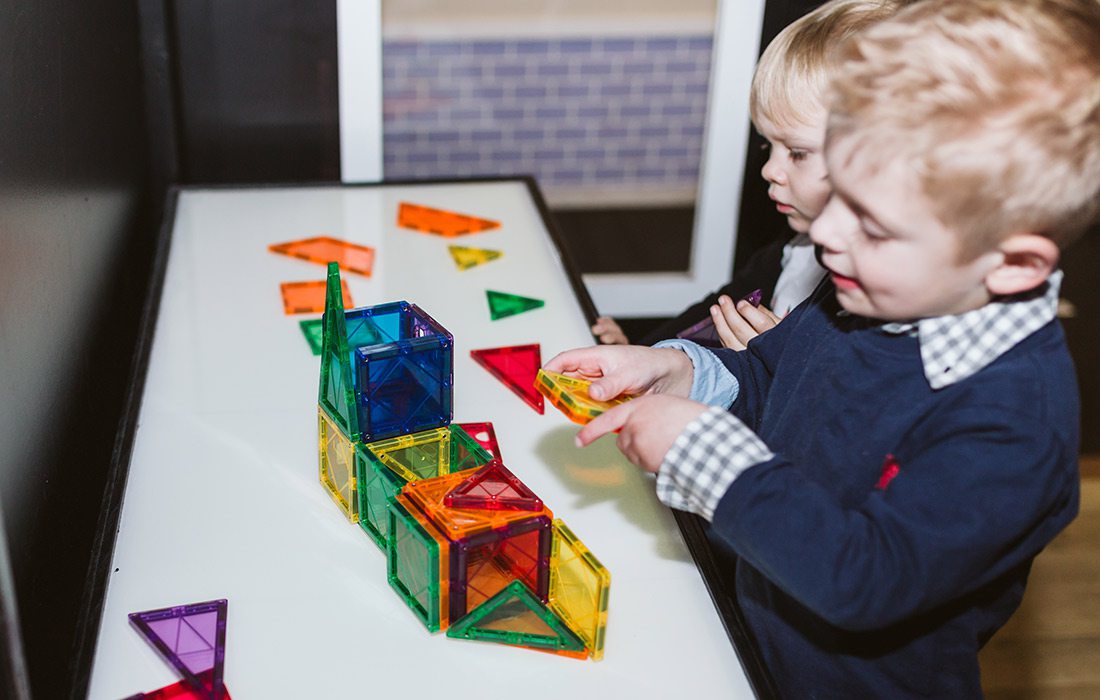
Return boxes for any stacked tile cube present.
[316,262,609,660]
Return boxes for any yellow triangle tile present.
[448,245,503,271]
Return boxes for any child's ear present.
[985,233,1060,296]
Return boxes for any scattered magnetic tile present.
[486,290,544,320]
[128,599,227,700]
[124,673,232,700]
[470,344,544,414]
[280,279,352,315]
[299,318,324,355]
[674,316,720,346]
[741,288,763,307]
[398,202,500,237]
[269,236,375,276]
[448,245,502,271]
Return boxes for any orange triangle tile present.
[398,202,500,237]
[269,236,375,276]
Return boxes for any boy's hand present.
[544,345,695,402]
[590,316,630,345]
[710,295,782,350]
[576,395,708,473]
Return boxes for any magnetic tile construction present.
[316,262,610,659]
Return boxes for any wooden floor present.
[980,456,1100,698]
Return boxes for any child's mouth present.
[831,272,860,290]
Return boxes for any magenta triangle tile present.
[444,460,544,511]
[129,599,228,700]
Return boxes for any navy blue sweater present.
[707,283,1080,698]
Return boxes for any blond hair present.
[750,0,909,129]
[828,0,1100,257]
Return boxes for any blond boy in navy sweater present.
[548,0,1100,695]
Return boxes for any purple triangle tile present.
[129,599,228,700]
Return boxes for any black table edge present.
[71,186,182,700]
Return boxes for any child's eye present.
[789,149,808,162]
[861,226,888,243]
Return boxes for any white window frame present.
[335,0,767,317]
[584,0,766,317]
[338,0,384,182]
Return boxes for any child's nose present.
[809,197,847,252]
[761,155,786,185]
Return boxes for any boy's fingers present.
[759,305,782,324]
[736,301,779,334]
[712,302,748,350]
[545,348,598,374]
[590,316,619,334]
[575,403,632,446]
[588,374,633,401]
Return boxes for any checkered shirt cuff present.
[655,406,775,521]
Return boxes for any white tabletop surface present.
[86,181,753,699]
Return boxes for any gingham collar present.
[877,271,1062,390]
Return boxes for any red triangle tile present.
[127,673,233,700]
[444,459,544,511]
[470,344,544,414]
[455,421,503,461]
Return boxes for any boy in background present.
[592,0,911,349]
[549,0,1100,694]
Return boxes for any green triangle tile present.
[299,318,324,355]
[486,290,545,321]
[448,245,503,271]
[318,263,360,439]
[447,580,586,654]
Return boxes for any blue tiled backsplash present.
[382,35,713,206]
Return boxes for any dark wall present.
[166,0,340,183]
[0,0,154,697]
